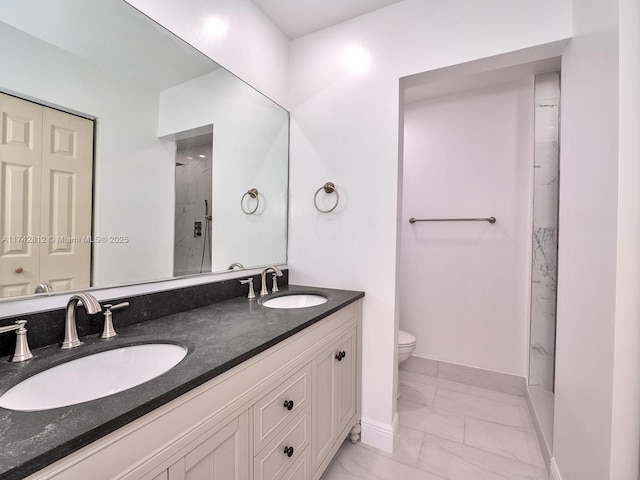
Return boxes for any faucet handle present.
[271,273,280,293]
[108,302,130,311]
[12,320,33,362]
[0,320,34,362]
[240,278,256,299]
[100,302,129,339]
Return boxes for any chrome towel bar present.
[409,216,496,224]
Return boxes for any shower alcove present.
[398,47,565,470]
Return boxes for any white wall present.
[610,0,640,477]
[125,0,289,108]
[554,0,640,477]
[400,79,533,376]
[288,0,571,451]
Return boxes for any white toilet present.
[398,330,416,364]
[397,330,416,399]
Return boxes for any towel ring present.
[241,188,259,215]
[314,182,339,213]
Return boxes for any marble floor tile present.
[321,440,448,480]
[357,425,425,468]
[397,398,465,443]
[393,425,425,467]
[464,417,545,467]
[433,389,533,428]
[417,433,548,480]
[398,378,437,406]
[323,370,546,480]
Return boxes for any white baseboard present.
[392,413,399,450]
[525,386,553,471]
[550,458,563,480]
[360,414,397,453]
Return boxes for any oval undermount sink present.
[262,293,328,309]
[0,343,187,411]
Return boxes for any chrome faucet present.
[260,266,283,296]
[62,293,102,349]
[34,282,53,294]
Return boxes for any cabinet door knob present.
[283,446,294,457]
[283,400,294,410]
[14,267,23,274]
[335,351,346,361]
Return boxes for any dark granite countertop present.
[0,285,364,480]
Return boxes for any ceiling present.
[251,0,404,39]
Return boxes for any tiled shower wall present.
[529,72,560,391]
[174,143,213,276]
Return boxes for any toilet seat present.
[398,330,416,348]
[397,330,416,400]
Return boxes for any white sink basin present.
[262,293,328,309]
[0,343,187,411]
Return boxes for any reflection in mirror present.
[0,93,94,297]
[0,0,289,300]
[174,133,213,277]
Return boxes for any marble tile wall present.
[174,143,213,276]
[529,72,560,391]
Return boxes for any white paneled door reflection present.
[0,92,93,297]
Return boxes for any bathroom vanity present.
[0,286,363,480]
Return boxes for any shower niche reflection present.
[174,133,213,276]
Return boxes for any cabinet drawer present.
[254,363,311,452]
[254,406,311,480]
[281,446,311,480]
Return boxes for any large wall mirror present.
[0,0,289,300]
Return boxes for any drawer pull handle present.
[284,446,294,457]
[283,400,294,410]
[335,351,346,361]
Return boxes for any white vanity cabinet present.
[167,411,250,480]
[311,326,357,473]
[25,300,362,480]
